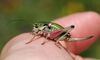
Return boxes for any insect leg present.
[54,34,67,48]
[25,34,38,44]
[41,33,50,45]
[65,45,75,60]
[54,25,75,42]
[54,25,75,48]
[68,36,93,42]
[63,25,75,33]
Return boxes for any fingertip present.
[53,11,100,27]
[1,33,75,60]
[53,11,100,54]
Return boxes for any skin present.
[53,12,100,54]
[0,11,100,60]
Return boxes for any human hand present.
[0,11,100,60]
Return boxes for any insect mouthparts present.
[70,25,75,28]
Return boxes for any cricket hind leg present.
[55,38,75,59]
[66,47,76,60]
[55,41,62,49]
[54,37,65,49]
[55,40,75,60]
[68,36,93,42]
[65,36,93,60]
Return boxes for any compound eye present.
[43,24,48,26]
[35,24,38,28]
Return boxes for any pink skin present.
[53,11,100,54]
[0,11,100,60]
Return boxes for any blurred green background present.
[0,0,100,59]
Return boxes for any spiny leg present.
[68,36,93,42]
[26,35,37,44]
[53,25,74,48]
[64,36,93,60]
[55,40,62,48]
[26,23,48,44]
[54,25,75,43]
[26,25,38,44]
[55,40,75,60]
[65,45,75,60]
[41,25,75,46]
[26,31,41,44]
[54,35,67,48]
[63,25,75,34]
[41,33,50,45]
[56,33,75,60]
[55,39,75,60]
[55,36,76,59]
